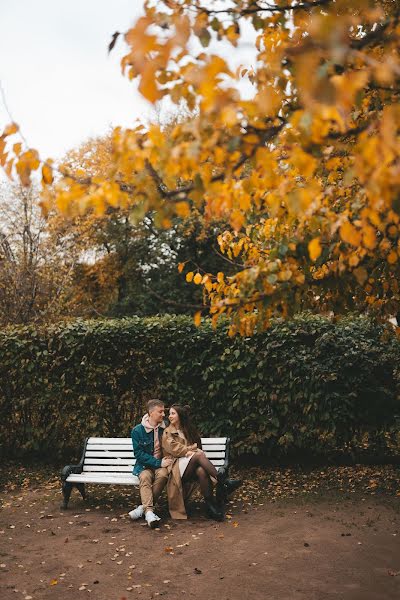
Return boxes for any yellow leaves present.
[255,86,282,117]
[225,23,240,47]
[13,142,22,156]
[230,209,245,232]
[308,238,322,262]
[290,148,317,179]
[175,201,190,218]
[353,266,368,286]
[2,122,19,137]
[139,65,163,103]
[193,273,202,285]
[332,70,369,114]
[42,162,54,185]
[387,250,398,265]
[0,138,7,166]
[340,222,362,247]
[362,225,377,250]
[16,149,40,187]
[186,271,194,283]
[193,311,202,327]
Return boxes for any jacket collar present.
[166,424,180,435]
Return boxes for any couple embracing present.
[129,399,241,528]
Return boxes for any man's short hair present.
[147,398,164,413]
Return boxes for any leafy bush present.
[0,314,399,458]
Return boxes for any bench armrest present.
[217,437,230,480]
[61,437,88,481]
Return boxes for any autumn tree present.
[2,0,400,334]
[0,184,78,324]
[49,134,237,317]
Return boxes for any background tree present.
[47,134,237,317]
[0,184,77,324]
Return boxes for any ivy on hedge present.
[0,313,399,457]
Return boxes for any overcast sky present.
[0,1,256,162]
[0,0,148,160]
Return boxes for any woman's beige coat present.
[162,424,199,519]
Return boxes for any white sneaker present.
[128,505,144,520]
[145,510,161,529]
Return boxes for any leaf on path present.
[50,579,58,586]
[194,568,202,574]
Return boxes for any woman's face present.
[169,407,180,427]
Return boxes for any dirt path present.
[1,467,399,600]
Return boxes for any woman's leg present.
[181,452,218,482]
[182,461,223,520]
[194,465,212,498]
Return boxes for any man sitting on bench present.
[129,399,172,528]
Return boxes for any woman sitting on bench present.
[163,404,241,521]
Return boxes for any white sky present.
[0,0,256,162]
[0,0,147,160]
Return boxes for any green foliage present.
[0,314,399,458]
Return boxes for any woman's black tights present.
[181,452,218,499]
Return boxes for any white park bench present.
[61,436,230,509]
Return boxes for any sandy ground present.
[0,465,399,600]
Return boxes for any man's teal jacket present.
[131,423,164,476]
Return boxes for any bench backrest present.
[82,437,228,475]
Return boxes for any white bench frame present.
[61,436,230,509]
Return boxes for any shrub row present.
[0,314,399,458]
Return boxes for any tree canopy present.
[1,0,400,334]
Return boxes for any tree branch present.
[198,0,332,17]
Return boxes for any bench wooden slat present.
[87,436,227,444]
[67,474,140,485]
[87,437,132,443]
[83,459,225,472]
[83,452,226,465]
[85,451,134,458]
[83,465,135,472]
[87,444,134,452]
[85,458,136,465]
[87,445,227,454]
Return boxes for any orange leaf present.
[2,122,19,137]
[340,222,361,247]
[178,262,185,273]
[175,201,190,218]
[186,271,194,282]
[194,311,202,327]
[42,163,53,185]
[308,238,322,261]
[193,273,202,285]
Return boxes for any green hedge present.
[0,314,399,458]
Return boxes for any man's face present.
[149,404,165,424]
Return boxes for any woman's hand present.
[185,451,195,458]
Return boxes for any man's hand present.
[185,451,195,458]
[161,457,173,468]
[195,449,205,455]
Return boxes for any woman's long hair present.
[170,404,201,446]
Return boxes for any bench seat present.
[61,436,229,508]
